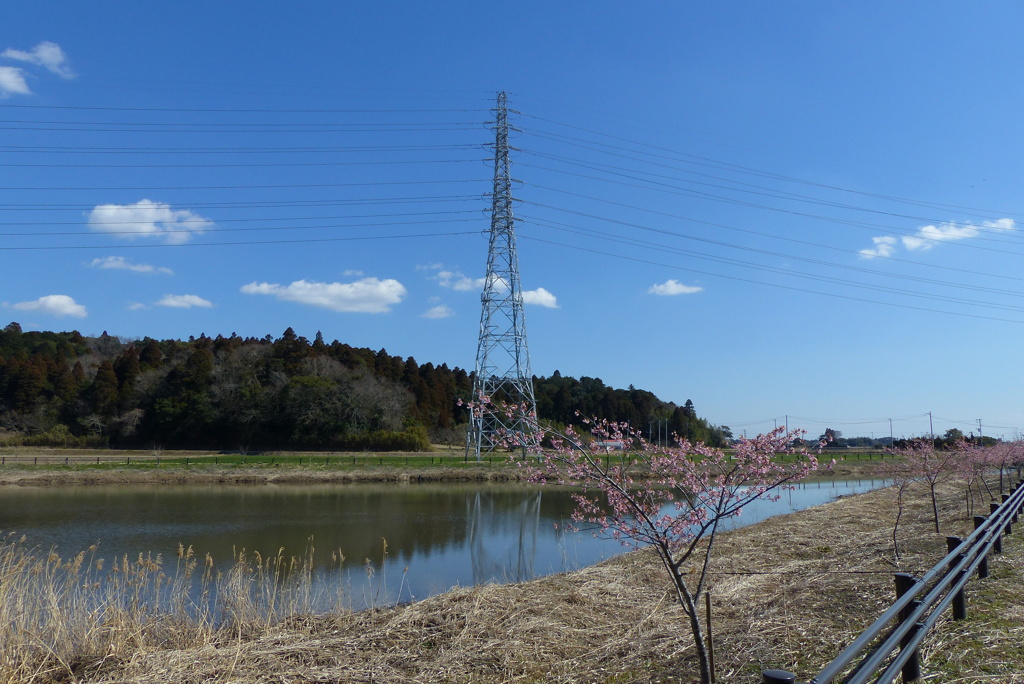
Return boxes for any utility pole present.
[889,418,893,445]
[929,411,934,439]
[465,92,539,460]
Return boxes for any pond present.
[0,477,886,610]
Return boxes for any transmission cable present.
[515,232,1024,324]
[0,210,481,237]
[0,225,479,251]
[516,156,1023,249]
[516,111,1024,221]
[519,214,1024,315]
[519,211,1024,301]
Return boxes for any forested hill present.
[0,322,731,450]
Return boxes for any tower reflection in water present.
[468,489,543,584]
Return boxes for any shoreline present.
[0,452,887,487]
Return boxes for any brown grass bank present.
[0,450,887,488]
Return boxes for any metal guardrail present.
[763,479,1024,684]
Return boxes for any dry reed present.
[0,535,346,683]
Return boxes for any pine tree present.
[91,361,119,417]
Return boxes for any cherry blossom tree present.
[890,438,961,534]
[511,414,818,684]
[985,440,1024,496]
[879,455,917,561]
[953,440,992,517]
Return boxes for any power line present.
[0,226,479,251]
[0,124,480,135]
[0,103,488,114]
[0,195,482,218]
[0,143,481,155]
[517,233,1024,325]
[520,184,1024,284]
[0,210,480,236]
[516,111,1024,222]
[517,160,1024,251]
[517,210,1024,312]
[0,179,485,191]
[517,146,1024,241]
[0,158,481,169]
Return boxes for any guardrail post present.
[761,670,797,684]
[989,503,1004,553]
[894,573,923,682]
[1002,495,1014,530]
[945,537,967,620]
[973,516,990,578]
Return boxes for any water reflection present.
[0,478,884,610]
[469,490,542,584]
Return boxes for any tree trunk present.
[679,582,712,684]
[892,496,903,560]
[663,555,712,684]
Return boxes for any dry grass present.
[3,468,1022,683]
[0,538,346,683]
[0,464,528,489]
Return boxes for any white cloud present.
[858,236,897,259]
[156,294,213,309]
[648,279,703,296]
[127,302,148,311]
[88,256,174,275]
[0,66,30,97]
[522,287,559,308]
[10,294,86,318]
[88,199,213,244]
[2,41,75,78]
[864,219,1015,257]
[903,218,1014,251]
[343,269,364,277]
[241,277,407,313]
[431,266,555,307]
[437,270,485,292]
[422,304,455,319]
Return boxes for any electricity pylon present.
[465,92,540,460]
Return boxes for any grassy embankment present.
[2,454,1019,682]
[0,445,891,486]
[0,444,531,486]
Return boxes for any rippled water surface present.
[0,477,885,608]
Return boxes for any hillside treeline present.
[0,322,730,451]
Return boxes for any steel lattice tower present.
[466,92,539,459]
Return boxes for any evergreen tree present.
[90,361,119,417]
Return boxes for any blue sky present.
[4,2,1024,440]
